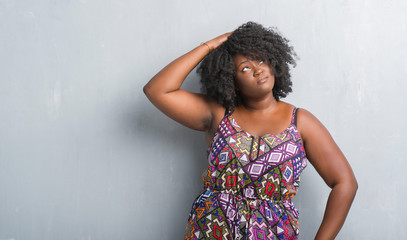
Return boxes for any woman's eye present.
[259,60,264,64]
[242,66,250,72]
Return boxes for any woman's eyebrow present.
[237,60,249,68]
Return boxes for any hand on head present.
[204,32,233,51]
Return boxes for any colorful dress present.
[185,108,308,240]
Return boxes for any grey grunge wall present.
[1,0,406,239]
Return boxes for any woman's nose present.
[253,65,263,76]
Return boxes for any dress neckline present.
[207,107,298,151]
[228,114,294,139]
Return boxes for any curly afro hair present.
[198,22,297,110]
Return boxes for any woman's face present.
[233,53,275,100]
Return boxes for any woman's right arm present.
[143,32,231,131]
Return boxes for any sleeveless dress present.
[185,108,308,240]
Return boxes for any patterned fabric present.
[185,108,308,240]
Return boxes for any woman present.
[144,22,357,240]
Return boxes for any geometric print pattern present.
[185,108,308,240]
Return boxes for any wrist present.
[200,42,212,53]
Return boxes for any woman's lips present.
[257,76,268,84]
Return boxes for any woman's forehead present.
[233,52,264,60]
[233,53,266,64]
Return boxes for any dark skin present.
[231,54,291,138]
[144,32,358,240]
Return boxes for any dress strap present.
[224,107,232,117]
[291,107,299,126]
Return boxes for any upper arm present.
[143,85,218,131]
[297,109,357,188]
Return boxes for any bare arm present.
[297,109,358,240]
[143,32,231,131]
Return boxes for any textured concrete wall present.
[1,0,406,239]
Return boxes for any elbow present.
[343,177,358,198]
[143,80,162,99]
[143,83,152,97]
[331,177,358,197]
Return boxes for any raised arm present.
[297,109,358,240]
[143,32,231,131]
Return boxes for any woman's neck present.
[239,94,278,113]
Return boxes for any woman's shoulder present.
[295,107,318,123]
[295,107,328,142]
[278,101,314,120]
[276,101,296,116]
[276,103,318,131]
